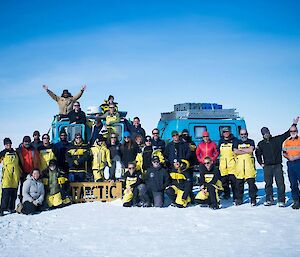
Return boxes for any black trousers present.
[1,188,17,211]
[236,178,258,201]
[221,174,237,200]
[22,201,41,215]
[264,164,285,202]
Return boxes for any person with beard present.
[16,136,40,200]
[42,84,87,118]
[164,130,191,168]
[53,131,71,173]
[180,129,197,167]
[194,156,223,209]
[38,134,57,172]
[255,117,299,207]
[68,101,87,124]
[282,124,300,209]
[233,129,258,206]
[218,127,238,201]
[0,138,21,216]
[151,128,165,152]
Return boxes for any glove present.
[58,177,67,185]
[33,200,39,206]
[42,178,49,186]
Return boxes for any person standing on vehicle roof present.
[218,127,238,202]
[130,117,146,140]
[233,129,258,206]
[196,131,219,165]
[42,84,87,118]
[255,117,299,207]
[164,130,191,168]
[68,101,87,125]
[151,128,165,152]
[282,125,300,209]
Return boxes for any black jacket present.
[107,142,122,159]
[142,146,153,171]
[120,141,139,168]
[151,138,166,152]
[145,166,170,192]
[53,140,72,171]
[68,109,87,124]
[130,124,146,140]
[164,140,191,167]
[199,165,221,187]
[123,170,143,189]
[255,130,290,166]
[169,167,193,200]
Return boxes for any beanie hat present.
[202,131,209,137]
[182,129,189,134]
[261,127,270,135]
[171,130,179,136]
[23,136,31,143]
[124,131,131,138]
[3,138,12,145]
[49,159,57,166]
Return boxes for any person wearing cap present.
[255,117,299,207]
[68,101,87,125]
[130,117,146,141]
[90,134,112,182]
[38,134,57,172]
[180,129,197,166]
[164,130,191,168]
[100,95,118,114]
[135,135,165,175]
[0,138,21,216]
[233,129,258,206]
[41,159,71,209]
[31,130,43,150]
[194,156,223,209]
[165,159,193,208]
[16,136,41,200]
[120,131,139,169]
[218,127,238,201]
[151,128,166,152]
[53,130,71,173]
[122,162,146,207]
[282,124,300,209]
[65,133,90,182]
[42,84,87,117]
[144,156,170,207]
[196,131,219,165]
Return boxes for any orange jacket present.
[282,136,300,159]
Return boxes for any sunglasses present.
[152,132,159,135]
[240,133,247,136]
[290,130,298,132]
[75,137,81,139]
[204,162,211,165]
[203,136,209,138]
[42,137,49,140]
[111,137,117,139]
[128,167,135,170]
[73,105,80,107]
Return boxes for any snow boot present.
[292,200,300,210]
[251,198,257,207]
[278,202,285,208]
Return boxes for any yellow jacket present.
[0,150,21,189]
[135,149,165,172]
[39,146,56,171]
[90,143,112,171]
[235,142,256,180]
[219,142,236,176]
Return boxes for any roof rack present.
[161,103,240,120]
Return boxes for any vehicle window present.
[62,125,83,142]
[194,126,207,139]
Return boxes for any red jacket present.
[17,145,40,174]
[196,140,219,164]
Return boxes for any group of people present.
[0,86,299,216]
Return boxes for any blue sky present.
[0,1,300,146]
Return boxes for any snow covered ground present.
[0,170,299,257]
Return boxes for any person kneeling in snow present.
[42,159,71,209]
[194,157,223,209]
[122,162,146,207]
[165,159,193,208]
[21,169,45,215]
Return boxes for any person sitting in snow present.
[194,156,223,209]
[41,159,71,210]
